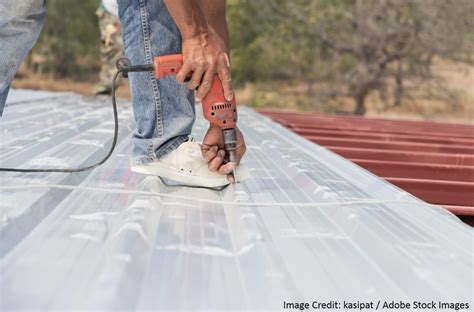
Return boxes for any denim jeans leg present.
[0,0,47,116]
[117,0,195,165]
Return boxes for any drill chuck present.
[223,128,237,163]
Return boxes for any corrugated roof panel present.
[1,90,472,311]
[261,110,474,226]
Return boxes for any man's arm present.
[163,0,233,102]
[164,0,244,178]
[199,0,230,51]
[163,0,208,40]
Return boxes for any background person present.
[93,0,124,96]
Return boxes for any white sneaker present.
[131,141,238,188]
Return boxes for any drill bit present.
[223,128,238,183]
[232,168,237,182]
[228,150,237,183]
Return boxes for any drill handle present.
[154,54,238,129]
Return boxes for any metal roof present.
[1,90,472,311]
[261,110,474,226]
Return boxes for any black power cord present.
[0,58,153,173]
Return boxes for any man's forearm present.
[164,0,228,48]
[200,0,229,50]
[166,0,234,103]
[163,0,208,39]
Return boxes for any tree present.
[229,0,474,114]
[27,0,100,79]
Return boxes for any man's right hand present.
[163,0,234,104]
[176,31,233,103]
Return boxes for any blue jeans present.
[0,0,46,116]
[0,0,195,163]
[118,0,195,163]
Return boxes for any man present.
[93,0,124,96]
[0,0,246,188]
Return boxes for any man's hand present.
[201,125,246,181]
[176,32,233,103]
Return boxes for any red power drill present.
[154,54,238,169]
[117,54,238,172]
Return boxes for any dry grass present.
[11,59,473,124]
[11,73,131,99]
[235,59,474,124]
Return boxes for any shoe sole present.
[130,163,230,188]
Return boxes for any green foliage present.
[227,0,474,114]
[228,0,349,83]
[30,0,100,79]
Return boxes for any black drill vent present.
[212,103,232,111]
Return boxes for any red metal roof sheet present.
[260,110,474,226]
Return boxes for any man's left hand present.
[201,124,246,181]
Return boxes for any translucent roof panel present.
[1,90,472,311]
